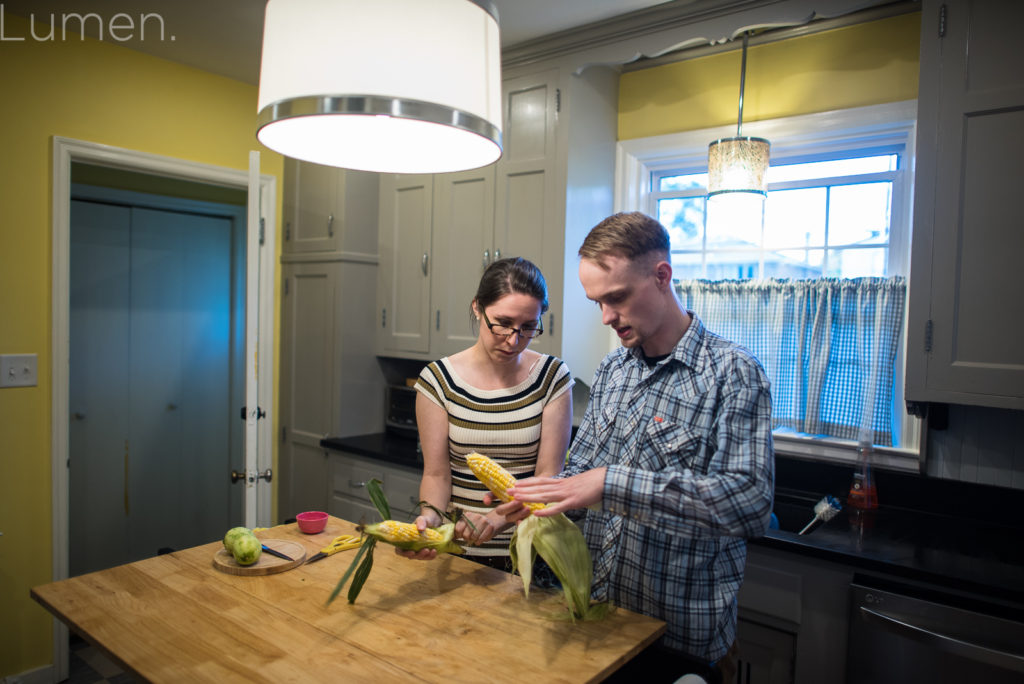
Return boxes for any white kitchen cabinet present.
[376,166,499,359]
[430,166,497,358]
[328,451,421,523]
[375,65,616,383]
[906,0,1024,410]
[493,69,563,357]
[282,158,379,256]
[376,173,434,355]
[278,259,385,521]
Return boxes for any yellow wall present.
[619,12,921,140]
[0,15,283,677]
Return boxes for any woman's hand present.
[455,510,510,546]
[394,513,441,561]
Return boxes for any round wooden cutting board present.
[212,539,306,576]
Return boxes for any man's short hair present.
[579,212,670,267]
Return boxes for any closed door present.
[70,197,241,575]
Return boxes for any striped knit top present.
[414,354,573,556]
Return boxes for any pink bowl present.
[296,510,328,534]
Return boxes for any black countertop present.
[321,432,1024,606]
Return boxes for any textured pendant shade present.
[707,33,769,200]
[707,136,770,197]
[256,0,502,174]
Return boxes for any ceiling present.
[2,0,679,85]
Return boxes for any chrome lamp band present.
[257,94,502,150]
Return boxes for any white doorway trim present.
[50,136,277,680]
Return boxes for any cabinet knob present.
[483,249,490,268]
[421,253,429,276]
[348,479,367,489]
[327,214,334,237]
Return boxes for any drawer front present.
[331,458,386,502]
[385,467,422,520]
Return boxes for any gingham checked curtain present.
[675,277,907,446]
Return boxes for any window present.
[655,151,902,280]
[616,102,921,470]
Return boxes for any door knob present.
[231,469,273,484]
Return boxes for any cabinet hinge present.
[381,308,386,328]
[259,217,265,246]
[555,88,561,114]
[284,278,289,296]
[938,3,946,38]
[281,425,287,442]
[924,319,933,353]
[436,310,441,331]
[285,221,291,241]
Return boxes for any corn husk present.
[510,513,607,621]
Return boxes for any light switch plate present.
[0,353,38,388]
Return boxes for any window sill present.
[773,432,922,474]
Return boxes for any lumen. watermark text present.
[0,4,174,42]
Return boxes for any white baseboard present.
[2,663,56,684]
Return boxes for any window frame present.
[614,101,923,471]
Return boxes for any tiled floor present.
[66,635,137,684]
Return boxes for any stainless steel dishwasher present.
[846,580,1024,683]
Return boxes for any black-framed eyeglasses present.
[481,311,543,339]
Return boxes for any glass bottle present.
[847,440,879,510]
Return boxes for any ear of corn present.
[359,520,464,555]
[465,453,603,621]
[465,452,546,511]
[328,478,465,608]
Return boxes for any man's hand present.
[507,467,608,516]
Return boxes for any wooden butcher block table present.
[32,516,665,683]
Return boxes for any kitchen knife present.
[261,544,294,562]
[306,534,362,563]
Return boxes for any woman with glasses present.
[401,257,573,568]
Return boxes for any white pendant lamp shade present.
[707,136,770,199]
[256,0,503,174]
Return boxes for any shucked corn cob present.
[358,519,464,555]
[372,520,443,543]
[465,452,546,511]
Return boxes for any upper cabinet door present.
[431,166,496,359]
[282,159,344,254]
[907,0,1024,409]
[495,69,562,357]
[377,174,433,355]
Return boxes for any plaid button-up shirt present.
[564,313,774,661]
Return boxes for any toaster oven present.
[385,384,418,438]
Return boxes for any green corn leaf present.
[326,536,375,606]
[417,500,451,525]
[366,478,391,520]
[347,539,376,604]
[510,516,540,597]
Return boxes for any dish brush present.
[798,495,842,535]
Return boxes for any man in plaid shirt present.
[508,212,774,683]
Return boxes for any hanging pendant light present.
[707,32,769,200]
[256,0,502,174]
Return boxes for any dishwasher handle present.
[860,605,1024,674]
